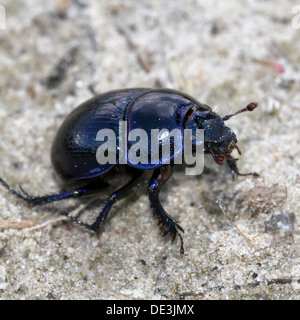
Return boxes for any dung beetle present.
[0,88,258,254]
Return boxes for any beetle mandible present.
[0,88,258,254]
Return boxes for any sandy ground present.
[0,0,300,300]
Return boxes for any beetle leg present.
[0,177,97,206]
[226,159,259,180]
[148,166,184,254]
[72,171,144,234]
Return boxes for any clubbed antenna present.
[222,102,258,121]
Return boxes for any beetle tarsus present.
[148,166,185,254]
[0,178,30,202]
[227,159,259,179]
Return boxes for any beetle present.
[0,88,258,254]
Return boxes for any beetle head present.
[185,102,258,165]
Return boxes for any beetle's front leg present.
[148,166,184,254]
[227,159,259,180]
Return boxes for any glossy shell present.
[51,88,210,183]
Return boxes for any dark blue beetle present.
[0,88,258,253]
